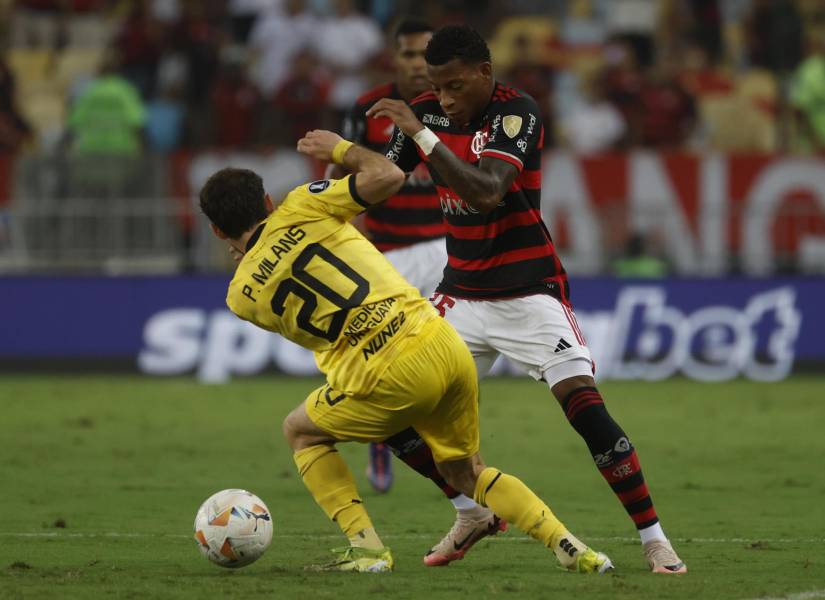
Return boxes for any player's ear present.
[264,193,275,214]
[479,61,492,79]
[210,223,228,240]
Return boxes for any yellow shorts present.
[305,317,479,463]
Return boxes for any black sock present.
[561,386,659,530]
[383,427,459,499]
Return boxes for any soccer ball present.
[193,489,273,568]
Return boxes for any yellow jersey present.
[226,175,438,396]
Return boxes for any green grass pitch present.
[2,375,823,599]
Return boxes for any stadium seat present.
[700,70,778,151]
[489,16,557,71]
[7,49,67,148]
[55,48,105,97]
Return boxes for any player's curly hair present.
[425,25,491,66]
[199,168,269,239]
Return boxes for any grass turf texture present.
[1,376,823,600]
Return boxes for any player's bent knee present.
[550,374,596,404]
[282,407,316,451]
[283,405,338,451]
[282,412,300,450]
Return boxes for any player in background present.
[331,18,447,495]
[368,25,687,574]
[198,129,613,574]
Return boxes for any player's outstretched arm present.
[367,98,518,215]
[298,129,405,205]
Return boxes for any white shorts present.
[384,238,447,298]
[431,293,594,387]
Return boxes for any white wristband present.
[413,127,440,156]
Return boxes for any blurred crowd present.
[2,0,825,158]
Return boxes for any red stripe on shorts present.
[562,304,585,346]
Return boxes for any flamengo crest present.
[471,130,489,157]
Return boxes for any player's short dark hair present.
[425,25,491,66]
[393,17,433,42]
[199,168,268,239]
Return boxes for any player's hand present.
[297,130,344,161]
[366,99,425,137]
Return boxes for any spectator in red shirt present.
[172,2,225,108]
[113,1,163,99]
[637,59,697,148]
[603,37,645,132]
[210,51,261,149]
[272,50,331,146]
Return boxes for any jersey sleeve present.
[284,175,369,222]
[481,96,542,172]
[383,125,422,172]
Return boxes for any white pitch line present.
[2,532,824,544]
[746,590,825,600]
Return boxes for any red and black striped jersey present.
[342,83,444,252]
[384,82,569,303]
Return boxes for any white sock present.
[638,522,667,544]
[450,494,477,511]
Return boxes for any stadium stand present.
[0,0,823,274]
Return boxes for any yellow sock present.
[474,467,587,568]
[293,445,383,549]
[348,527,383,550]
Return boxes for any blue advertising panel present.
[1,276,822,383]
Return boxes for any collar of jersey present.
[245,222,267,252]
